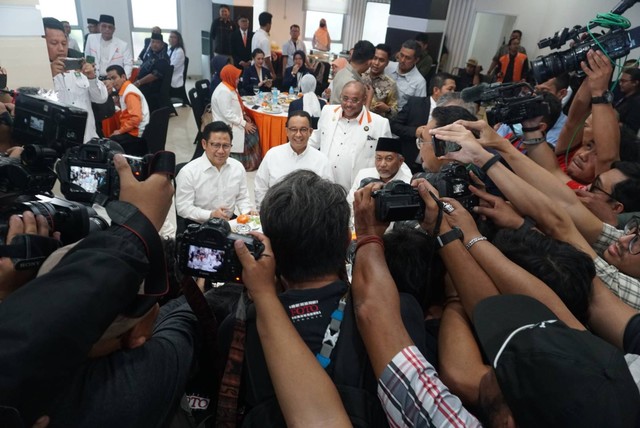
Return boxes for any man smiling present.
[254,111,333,206]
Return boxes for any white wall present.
[467,12,513,70]
[265,0,304,50]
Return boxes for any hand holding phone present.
[63,57,83,71]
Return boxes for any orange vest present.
[498,52,527,82]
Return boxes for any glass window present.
[362,2,390,46]
[130,0,178,30]
[131,31,172,61]
[38,0,79,26]
[304,11,343,53]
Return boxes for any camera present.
[371,180,425,222]
[176,218,264,282]
[0,145,58,195]
[0,194,108,247]
[57,138,150,203]
[12,94,87,155]
[424,163,479,213]
[432,135,461,157]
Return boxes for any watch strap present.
[436,227,464,249]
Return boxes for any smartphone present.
[86,55,95,64]
[432,135,461,157]
[63,57,83,71]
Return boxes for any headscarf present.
[220,64,245,113]
[300,74,321,117]
[331,57,348,73]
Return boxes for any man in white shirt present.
[282,24,307,69]
[309,81,392,190]
[85,14,133,78]
[254,111,333,207]
[176,121,253,224]
[385,40,427,110]
[251,12,275,77]
[347,137,412,204]
[43,17,108,143]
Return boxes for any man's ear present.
[539,122,549,133]
[612,201,625,214]
[122,303,160,349]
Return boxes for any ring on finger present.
[442,202,455,214]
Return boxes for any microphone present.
[611,0,639,15]
[460,83,490,103]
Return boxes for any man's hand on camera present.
[430,123,493,166]
[442,198,481,246]
[412,178,442,235]
[581,49,613,96]
[0,211,60,299]
[50,57,65,77]
[353,182,388,238]
[235,232,277,300]
[114,154,173,231]
[81,61,96,80]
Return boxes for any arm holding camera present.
[234,234,351,428]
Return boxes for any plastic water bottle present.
[289,86,295,97]
[271,88,279,108]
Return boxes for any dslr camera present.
[0,145,57,195]
[367,179,426,222]
[424,163,479,212]
[57,138,151,203]
[177,218,264,283]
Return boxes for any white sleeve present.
[253,155,270,208]
[175,167,212,223]
[235,169,253,214]
[416,76,427,97]
[122,42,133,77]
[88,78,108,104]
[216,89,246,128]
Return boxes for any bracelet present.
[355,235,384,252]
[465,236,488,250]
[480,153,502,173]
[522,137,546,145]
[522,125,541,132]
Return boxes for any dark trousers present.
[109,132,148,156]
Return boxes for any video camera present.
[0,145,57,195]
[57,138,154,204]
[532,0,640,83]
[12,93,87,155]
[461,82,550,126]
[176,218,264,283]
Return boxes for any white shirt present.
[346,164,413,206]
[254,142,333,207]
[386,63,427,110]
[85,33,133,77]
[168,46,185,88]
[68,36,80,52]
[282,39,307,68]
[175,154,252,223]
[252,28,271,58]
[428,96,437,122]
[52,71,108,143]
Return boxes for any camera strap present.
[0,234,62,270]
[146,151,176,177]
[316,290,349,368]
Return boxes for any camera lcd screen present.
[187,245,224,273]
[69,165,108,193]
[29,116,45,133]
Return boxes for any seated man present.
[105,65,150,156]
[309,81,392,190]
[347,137,412,205]
[454,58,483,90]
[254,111,333,207]
[133,32,170,112]
[176,121,252,225]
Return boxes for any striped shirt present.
[378,346,482,428]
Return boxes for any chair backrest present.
[142,106,172,153]
[175,161,189,235]
[182,57,189,86]
[195,79,211,103]
[188,88,203,129]
[160,65,174,109]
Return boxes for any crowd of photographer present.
[4,3,640,428]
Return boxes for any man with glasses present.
[105,65,149,156]
[254,111,332,207]
[310,81,392,190]
[176,121,253,224]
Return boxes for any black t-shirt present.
[624,313,640,354]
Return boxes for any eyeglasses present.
[340,96,362,104]
[589,182,616,201]
[623,217,640,255]
[208,143,232,150]
[287,127,310,134]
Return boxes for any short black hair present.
[290,24,300,30]
[286,110,312,127]
[220,4,230,10]
[492,228,595,324]
[260,170,350,282]
[375,43,392,58]
[350,40,375,64]
[610,161,640,212]
[415,33,429,44]
[106,65,126,78]
[251,48,264,58]
[237,15,249,22]
[623,67,640,82]
[553,72,571,91]
[402,39,422,59]
[42,17,65,33]
[430,72,456,94]
[202,121,233,141]
[431,105,478,128]
[512,29,523,38]
[259,12,272,26]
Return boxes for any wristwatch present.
[591,90,613,104]
[436,227,464,249]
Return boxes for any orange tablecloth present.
[244,107,288,156]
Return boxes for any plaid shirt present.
[378,346,482,428]
[592,223,640,309]
[362,71,399,118]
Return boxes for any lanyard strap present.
[316,291,349,368]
